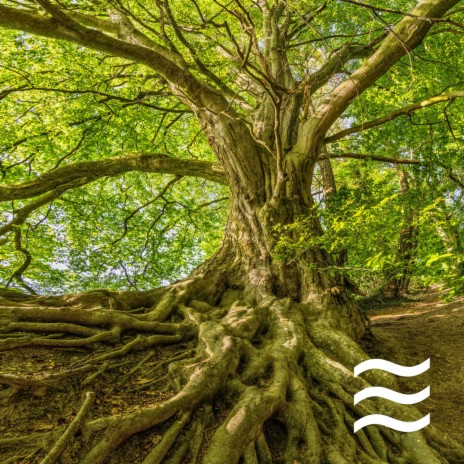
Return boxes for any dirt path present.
[365,290,464,442]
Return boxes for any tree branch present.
[6,227,37,294]
[306,40,384,93]
[111,176,183,246]
[319,152,420,165]
[0,153,226,202]
[0,86,191,113]
[326,91,464,143]
[67,9,187,68]
[0,179,88,237]
[448,168,464,188]
[292,0,460,158]
[341,0,464,29]
[156,0,245,104]
[0,3,228,113]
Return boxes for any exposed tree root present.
[40,391,95,464]
[142,413,191,464]
[1,281,464,464]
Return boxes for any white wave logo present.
[354,358,430,377]
[354,386,430,405]
[353,358,430,433]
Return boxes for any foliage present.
[1,2,464,463]
[275,160,464,295]
[0,0,463,296]
[0,29,227,293]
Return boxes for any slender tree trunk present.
[319,156,337,207]
[383,168,419,298]
[318,155,348,261]
[318,155,361,295]
[436,211,464,278]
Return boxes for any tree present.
[382,168,419,298]
[1,1,464,463]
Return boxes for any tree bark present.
[382,168,419,298]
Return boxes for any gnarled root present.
[1,284,463,464]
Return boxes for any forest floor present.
[1,288,464,463]
[364,288,464,443]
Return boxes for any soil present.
[0,342,181,463]
[1,289,463,463]
[365,289,464,444]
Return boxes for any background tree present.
[1,1,464,463]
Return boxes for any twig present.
[122,350,156,381]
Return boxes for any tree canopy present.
[1,0,463,296]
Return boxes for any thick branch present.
[293,0,460,157]
[67,10,187,68]
[307,41,382,93]
[326,91,464,143]
[319,153,420,165]
[0,4,228,113]
[0,153,226,202]
[341,0,464,27]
